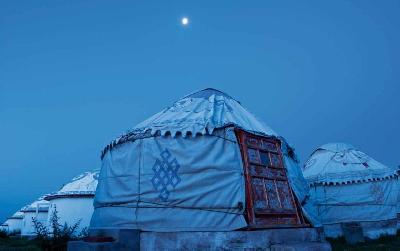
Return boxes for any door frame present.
[235,129,308,228]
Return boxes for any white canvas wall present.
[396,177,400,229]
[91,129,247,231]
[21,211,48,236]
[1,217,23,233]
[47,197,94,234]
[310,179,397,238]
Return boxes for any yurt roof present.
[44,170,99,200]
[101,88,278,159]
[21,199,49,213]
[7,211,24,220]
[318,142,355,152]
[303,142,398,185]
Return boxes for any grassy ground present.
[327,232,400,251]
[0,233,64,251]
[0,237,41,251]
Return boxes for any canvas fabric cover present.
[21,199,49,213]
[397,179,400,214]
[47,197,95,233]
[310,180,397,224]
[44,171,98,233]
[395,176,400,229]
[303,143,397,184]
[92,88,319,231]
[59,171,98,194]
[303,143,398,227]
[129,89,277,138]
[0,211,23,233]
[20,199,49,236]
[46,171,99,199]
[100,89,277,160]
[92,128,246,231]
[281,141,320,225]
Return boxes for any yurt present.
[91,88,320,233]
[303,143,399,239]
[44,170,98,233]
[396,167,400,229]
[21,198,50,237]
[0,210,24,234]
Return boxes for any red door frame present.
[235,129,307,228]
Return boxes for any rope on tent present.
[96,199,244,215]
[135,139,143,226]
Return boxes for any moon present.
[181,17,189,26]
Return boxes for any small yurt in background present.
[44,170,99,233]
[21,199,49,237]
[303,143,398,239]
[0,210,24,234]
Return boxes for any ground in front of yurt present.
[2,230,400,250]
[0,236,41,251]
[327,230,400,251]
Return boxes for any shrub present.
[32,206,85,251]
[0,229,9,239]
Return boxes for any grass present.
[0,236,41,251]
[327,231,400,251]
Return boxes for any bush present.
[0,230,9,239]
[32,206,85,251]
[327,231,400,251]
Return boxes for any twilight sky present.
[1,0,399,222]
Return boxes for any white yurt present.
[44,170,99,233]
[303,143,399,239]
[91,88,320,232]
[396,167,400,229]
[0,210,24,234]
[21,199,50,237]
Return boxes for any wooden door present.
[236,130,307,228]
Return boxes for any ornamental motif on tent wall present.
[151,149,181,202]
[370,183,384,204]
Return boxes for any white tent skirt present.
[310,180,398,239]
[47,197,94,234]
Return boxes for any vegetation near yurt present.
[31,207,87,250]
[0,229,40,251]
[0,208,87,251]
[327,230,400,251]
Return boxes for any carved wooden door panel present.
[236,130,306,228]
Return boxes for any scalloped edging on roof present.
[101,126,213,160]
[100,124,283,160]
[307,169,399,186]
[99,88,278,160]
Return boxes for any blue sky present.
[1,0,399,222]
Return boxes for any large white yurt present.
[44,170,98,233]
[91,88,320,232]
[303,143,399,239]
[21,199,50,237]
[0,210,24,234]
